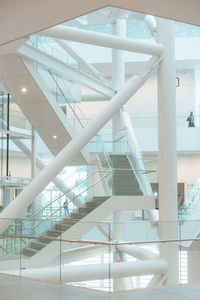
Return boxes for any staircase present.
[110,154,143,196]
[21,196,109,257]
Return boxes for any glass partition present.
[0,219,200,291]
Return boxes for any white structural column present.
[112,19,129,291]
[157,18,179,285]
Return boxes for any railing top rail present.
[24,170,112,231]
[1,233,200,246]
[10,169,112,230]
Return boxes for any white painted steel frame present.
[54,38,107,83]
[17,44,116,98]
[39,25,164,56]
[157,18,179,285]
[7,259,168,282]
[0,57,160,233]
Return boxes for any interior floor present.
[0,273,199,300]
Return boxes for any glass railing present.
[178,185,200,221]
[130,113,200,128]
[85,114,200,129]
[28,37,87,132]
[2,161,158,253]
[6,168,112,246]
[0,106,31,131]
[48,71,88,131]
[0,177,32,209]
[1,220,200,291]
[95,128,157,194]
[28,36,75,66]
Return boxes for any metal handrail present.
[22,170,112,231]
[9,169,94,228]
[38,165,87,200]
[1,233,200,247]
[30,37,87,130]
[55,73,88,127]
[49,71,86,129]
[10,168,110,229]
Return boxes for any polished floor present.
[0,273,200,299]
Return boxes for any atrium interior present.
[1,4,200,298]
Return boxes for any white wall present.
[177,155,200,184]
[8,154,31,178]
[176,70,195,117]
[80,69,195,127]
[144,155,200,185]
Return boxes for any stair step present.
[20,197,110,255]
[38,236,53,244]
[62,218,77,226]
[78,207,94,214]
[114,191,143,196]
[110,154,127,159]
[109,154,144,196]
[30,241,47,251]
[21,247,38,257]
[93,197,108,206]
[85,202,96,208]
[46,229,62,237]
[54,223,71,231]
[71,212,87,220]
[93,196,109,200]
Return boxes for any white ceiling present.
[0,0,200,46]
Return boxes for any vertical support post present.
[112,19,132,291]
[6,93,10,177]
[31,127,36,178]
[0,93,5,177]
[157,18,179,285]
[112,19,126,154]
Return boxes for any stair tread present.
[23,247,37,253]
[20,196,111,255]
[31,241,47,246]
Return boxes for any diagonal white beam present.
[39,25,164,56]
[82,93,109,102]
[117,243,159,260]
[147,274,167,288]
[47,244,108,267]
[17,44,116,98]
[7,260,168,282]
[0,56,161,233]
[54,38,107,83]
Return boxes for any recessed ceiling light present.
[53,135,57,139]
[21,87,27,93]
